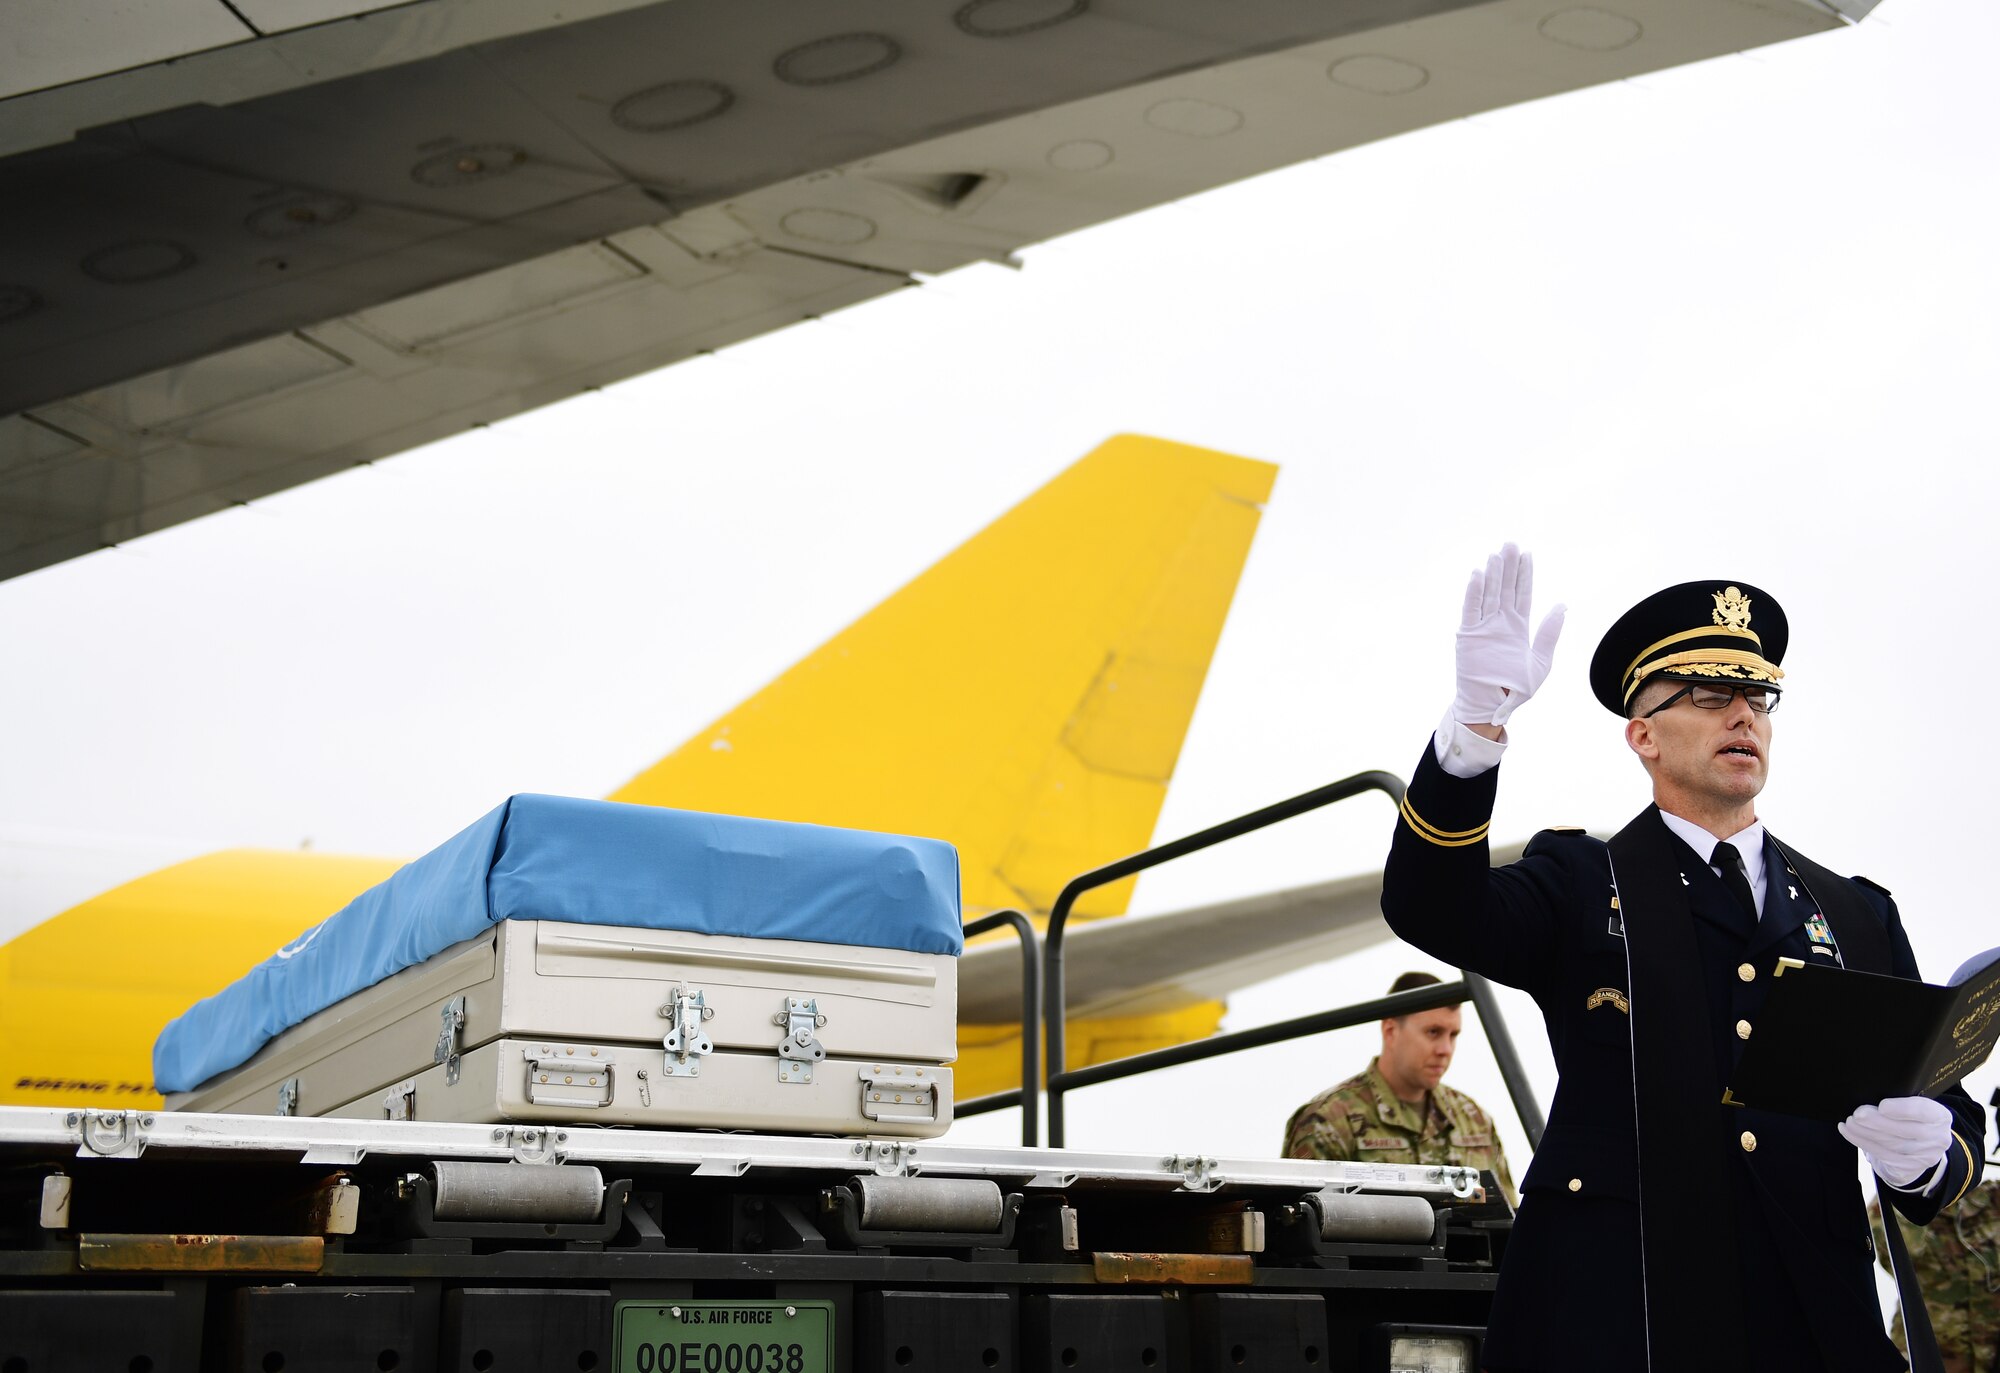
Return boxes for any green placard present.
[615,1300,834,1373]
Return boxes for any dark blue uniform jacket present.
[1383,744,1986,1373]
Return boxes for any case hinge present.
[382,1079,416,1121]
[524,1047,615,1109]
[434,995,467,1086]
[776,997,827,1084]
[659,987,715,1078]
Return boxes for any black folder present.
[1723,946,2000,1122]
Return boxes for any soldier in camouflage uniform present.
[1870,1096,2000,1373]
[1282,971,1518,1206]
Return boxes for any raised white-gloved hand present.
[1838,1096,1954,1189]
[1453,543,1567,728]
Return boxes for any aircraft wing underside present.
[0,0,1870,580]
[957,842,1531,1024]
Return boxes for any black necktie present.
[1712,841,1758,922]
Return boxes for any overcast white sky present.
[3,0,1995,1173]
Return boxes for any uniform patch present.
[1356,1136,1407,1151]
[1805,913,1834,946]
[1586,987,1630,1015]
[1455,1133,1492,1148]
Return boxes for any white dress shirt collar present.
[1657,809,1768,914]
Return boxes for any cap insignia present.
[1712,586,1753,633]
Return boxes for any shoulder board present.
[1523,826,1606,861]
[1853,875,1893,899]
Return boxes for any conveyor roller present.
[851,1176,1005,1233]
[1311,1190,1437,1244]
[430,1161,606,1223]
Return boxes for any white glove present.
[1452,543,1566,728]
[1838,1096,1953,1190]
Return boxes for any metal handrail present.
[953,909,1040,1146]
[1464,970,1546,1148]
[1051,980,1472,1093]
[1046,975,1546,1151]
[1041,770,1408,1147]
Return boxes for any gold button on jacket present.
[1737,962,1756,983]
[1735,1019,1752,1040]
[1740,1131,1757,1153]
[1568,1178,1582,1192]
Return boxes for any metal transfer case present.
[157,795,964,1137]
[169,918,957,1136]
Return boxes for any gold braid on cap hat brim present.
[1622,648,1784,706]
[1623,625,1760,684]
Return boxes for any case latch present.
[776,997,827,1084]
[434,996,467,1086]
[524,1047,615,1109]
[660,987,715,1078]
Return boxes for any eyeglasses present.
[1641,682,1780,717]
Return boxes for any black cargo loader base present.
[0,1110,1502,1373]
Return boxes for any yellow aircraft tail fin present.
[0,434,1274,1109]
[611,434,1276,919]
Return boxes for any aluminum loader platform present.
[0,1107,1506,1372]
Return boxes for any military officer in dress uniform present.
[1281,971,1518,1205]
[1380,546,1987,1373]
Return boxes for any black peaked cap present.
[1589,580,1788,716]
